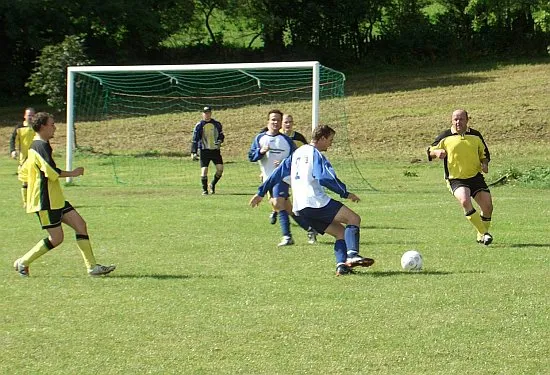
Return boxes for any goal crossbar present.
[65,61,340,181]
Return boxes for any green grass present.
[1,157,549,374]
[1,61,549,374]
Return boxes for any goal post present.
[63,61,373,189]
[66,61,326,179]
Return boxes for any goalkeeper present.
[191,106,225,195]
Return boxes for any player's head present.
[267,109,283,134]
[202,106,212,120]
[31,112,55,139]
[451,109,469,134]
[24,107,35,122]
[282,114,293,134]
[312,125,335,151]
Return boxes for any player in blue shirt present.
[267,113,310,227]
[249,109,311,246]
[249,125,375,276]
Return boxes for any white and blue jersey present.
[257,144,350,213]
[248,132,296,179]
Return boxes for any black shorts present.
[448,173,490,197]
[36,201,75,229]
[199,149,223,168]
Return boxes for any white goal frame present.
[65,61,324,181]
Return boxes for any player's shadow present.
[353,270,487,277]
[509,243,550,248]
[108,274,222,280]
[364,270,453,277]
[361,225,408,230]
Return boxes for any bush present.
[26,35,93,112]
[492,166,550,188]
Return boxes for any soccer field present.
[1,155,548,374]
[2,60,550,374]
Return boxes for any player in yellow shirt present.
[9,107,36,207]
[281,114,308,147]
[14,112,116,277]
[427,109,493,245]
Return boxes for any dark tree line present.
[1,0,549,98]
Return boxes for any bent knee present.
[347,213,361,226]
[49,234,64,247]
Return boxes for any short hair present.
[267,109,283,119]
[312,125,335,141]
[453,109,468,119]
[31,112,53,132]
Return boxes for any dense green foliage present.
[26,35,93,111]
[1,0,549,99]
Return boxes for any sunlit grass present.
[0,61,549,374]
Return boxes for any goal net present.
[66,62,371,190]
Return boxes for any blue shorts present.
[269,182,290,199]
[296,199,343,234]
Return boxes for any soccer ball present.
[401,250,423,271]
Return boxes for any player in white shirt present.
[248,109,310,246]
[249,125,375,276]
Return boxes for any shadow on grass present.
[347,73,493,96]
[509,243,550,248]
[362,270,453,277]
[108,274,222,280]
[344,59,550,96]
[355,269,486,277]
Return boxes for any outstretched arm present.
[250,156,292,207]
[249,194,263,207]
[313,150,350,198]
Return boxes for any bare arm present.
[59,167,84,178]
[481,159,489,173]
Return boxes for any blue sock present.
[334,239,347,264]
[344,225,360,256]
[291,214,311,232]
[279,210,291,237]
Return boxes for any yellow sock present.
[465,209,486,236]
[76,234,96,269]
[481,215,492,233]
[21,186,27,207]
[21,238,54,265]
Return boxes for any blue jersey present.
[248,131,296,179]
[191,119,224,153]
[257,144,349,212]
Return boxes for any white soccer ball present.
[401,250,423,271]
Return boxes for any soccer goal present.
[65,61,370,189]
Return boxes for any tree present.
[26,35,93,111]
